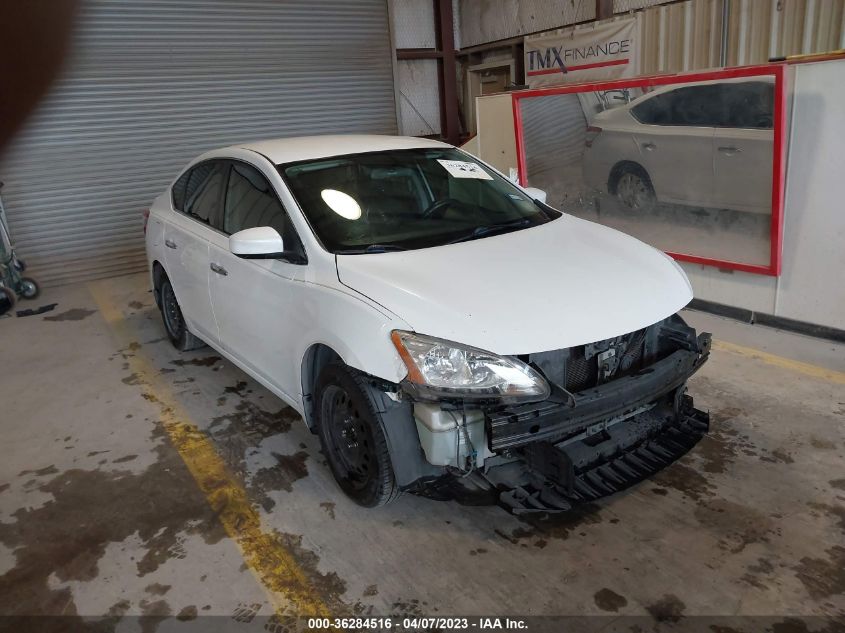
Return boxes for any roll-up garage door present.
[0,0,397,287]
[520,93,587,181]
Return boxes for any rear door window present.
[720,81,774,129]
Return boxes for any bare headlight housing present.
[390,330,550,403]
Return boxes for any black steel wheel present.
[158,277,204,351]
[316,361,399,507]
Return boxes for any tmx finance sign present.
[527,38,632,76]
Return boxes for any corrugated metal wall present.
[0,0,397,287]
[459,0,595,49]
[456,0,844,80]
[635,0,845,74]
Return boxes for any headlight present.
[390,330,550,402]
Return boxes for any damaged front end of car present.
[393,315,711,514]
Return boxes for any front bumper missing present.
[486,332,711,452]
[495,394,709,513]
[477,331,712,514]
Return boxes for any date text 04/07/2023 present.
[305,617,529,630]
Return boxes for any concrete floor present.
[1,272,843,629]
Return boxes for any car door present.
[163,160,226,345]
[629,85,717,207]
[205,159,308,401]
[712,81,775,213]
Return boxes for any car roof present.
[221,134,454,165]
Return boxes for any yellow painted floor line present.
[713,339,845,385]
[88,281,330,618]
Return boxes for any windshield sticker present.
[436,159,493,180]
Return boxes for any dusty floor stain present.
[651,461,716,502]
[128,301,144,310]
[177,605,198,621]
[271,531,347,613]
[694,498,774,554]
[170,356,221,368]
[742,557,777,590]
[793,546,845,600]
[761,448,795,465]
[694,406,759,475]
[144,582,171,596]
[43,308,96,322]
[224,381,250,396]
[810,437,837,450]
[249,451,309,510]
[594,588,628,612]
[806,502,845,532]
[122,373,142,386]
[319,502,336,520]
[139,597,171,633]
[0,424,226,619]
[646,594,686,623]
[18,465,59,477]
[208,397,300,509]
[494,503,605,543]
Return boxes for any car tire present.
[315,361,401,507]
[0,286,15,315]
[612,163,655,212]
[159,277,205,351]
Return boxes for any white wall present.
[680,59,845,330]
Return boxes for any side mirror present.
[524,186,547,204]
[229,226,285,258]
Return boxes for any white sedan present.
[582,78,774,213]
[145,135,711,512]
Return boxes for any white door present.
[711,81,775,213]
[206,161,309,401]
[629,85,720,207]
[164,160,227,344]
[712,128,773,212]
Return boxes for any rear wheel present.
[315,361,400,507]
[159,278,205,351]
[613,164,655,212]
[0,286,14,315]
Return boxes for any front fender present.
[294,282,411,392]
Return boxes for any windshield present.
[280,148,560,253]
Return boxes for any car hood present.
[335,215,693,355]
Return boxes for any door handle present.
[718,146,741,155]
[641,142,656,151]
[164,239,177,249]
[210,262,228,276]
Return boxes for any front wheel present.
[19,277,39,300]
[159,277,205,351]
[315,362,400,507]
